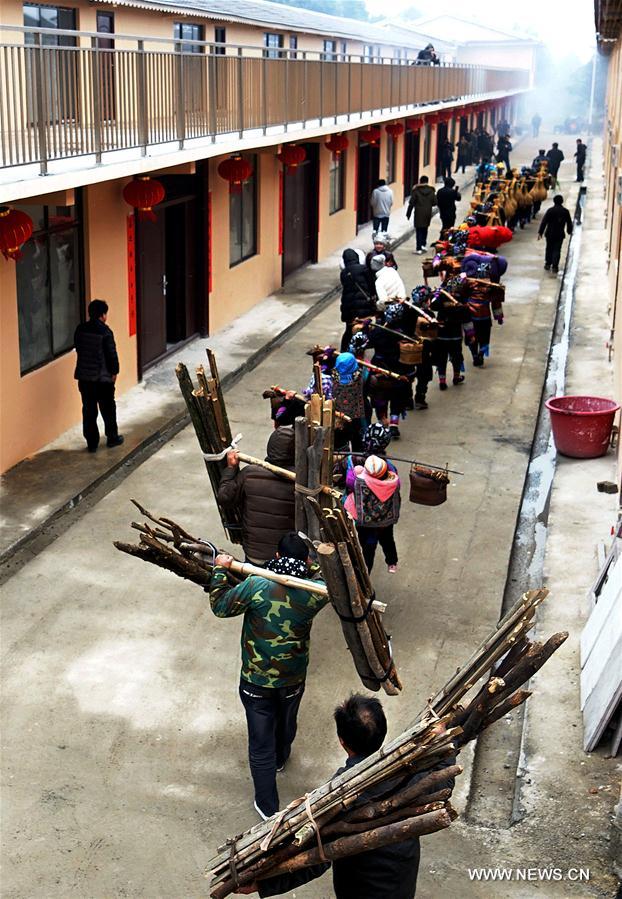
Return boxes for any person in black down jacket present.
[250,694,456,899]
[537,194,573,273]
[73,299,123,452]
[340,248,375,352]
[436,177,462,231]
[218,427,296,565]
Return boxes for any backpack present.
[331,370,365,419]
[353,477,400,527]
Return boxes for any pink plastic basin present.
[545,395,620,459]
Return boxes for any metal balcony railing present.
[0,26,530,173]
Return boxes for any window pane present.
[229,191,242,266]
[16,238,52,373]
[49,227,81,354]
[241,175,256,258]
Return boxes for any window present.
[264,32,283,58]
[289,35,298,58]
[340,41,347,60]
[15,199,84,375]
[386,138,396,184]
[23,4,77,39]
[329,152,345,214]
[322,39,337,60]
[174,22,204,53]
[214,26,226,54]
[394,47,407,61]
[423,123,431,167]
[230,155,257,266]
[364,44,380,62]
[24,5,77,121]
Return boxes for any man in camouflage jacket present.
[209,532,329,819]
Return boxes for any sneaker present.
[544,264,551,271]
[552,266,559,273]
[107,435,125,448]
[452,375,465,385]
[416,249,423,255]
[254,801,271,821]
[389,425,401,439]
[387,564,398,574]
[421,245,428,252]
[472,354,484,368]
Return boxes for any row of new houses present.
[0,0,532,473]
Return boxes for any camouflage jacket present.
[209,567,330,688]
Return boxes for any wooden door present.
[356,141,380,228]
[136,215,167,370]
[403,130,420,200]
[436,123,448,179]
[282,143,318,279]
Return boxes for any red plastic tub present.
[545,395,620,458]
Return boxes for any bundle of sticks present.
[204,588,568,898]
[294,389,337,541]
[262,385,352,423]
[176,351,242,545]
[113,499,400,695]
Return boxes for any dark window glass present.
[174,22,203,53]
[423,123,431,167]
[214,26,226,54]
[340,41,347,60]
[322,39,337,60]
[289,35,297,58]
[15,199,83,375]
[23,5,76,44]
[329,151,345,214]
[230,155,257,265]
[264,32,283,59]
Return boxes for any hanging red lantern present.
[406,117,423,132]
[217,155,253,194]
[123,176,166,222]
[0,207,33,261]
[425,114,441,126]
[385,122,405,141]
[325,134,349,157]
[278,144,307,174]
[359,126,381,146]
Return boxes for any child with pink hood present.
[344,454,401,574]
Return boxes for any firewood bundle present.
[294,389,337,542]
[176,351,242,545]
[113,500,400,695]
[204,588,568,898]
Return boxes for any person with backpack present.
[344,454,401,573]
[339,248,375,352]
[436,177,462,231]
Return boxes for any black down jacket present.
[340,249,375,323]
[73,318,119,382]
[217,426,296,564]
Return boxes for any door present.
[137,214,167,369]
[403,130,420,200]
[356,140,380,228]
[435,122,448,179]
[96,12,115,121]
[165,199,199,343]
[282,143,319,279]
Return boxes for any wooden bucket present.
[409,465,449,506]
[399,339,423,366]
[421,259,437,277]
[416,318,439,340]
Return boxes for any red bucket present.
[545,395,620,459]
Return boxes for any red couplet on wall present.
[126,214,137,337]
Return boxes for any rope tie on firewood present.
[334,591,376,624]
[259,797,301,853]
[294,484,323,497]
[424,696,441,720]
[304,792,328,863]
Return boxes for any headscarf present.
[383,302,404,327]
[348,331,369,356]
[363,422,392,454]
[265,556,309,579]
[370,254,386,273]
[334,352,359,385]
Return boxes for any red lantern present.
[217,155,253,194]
[123,176,166,222]
[425,114,441,126]
[0,207,33,261]
[359,126,381,146]
[278,144,307,173]
[385,122,405,141]
[325,134,349,157]
[406,117,423,132]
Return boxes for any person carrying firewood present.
[343,454,401,574]
[218,428,296,565]
[209,532,329,822]
[238,694,456,899]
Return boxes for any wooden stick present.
[294,416,310,533]
[235,452,340,500]
[357,359,409,382]
[341,766,462,824]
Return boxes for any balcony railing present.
[0,26,530,173]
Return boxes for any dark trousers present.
[468,319,492,357]
[441,161,452,179]
[440,215,456,231]
[415,357,433,400]
[340,322,354,353]
[239,679,305,816]
[545,236,564,270]
[576,162,584,181]
[436,338,464,377]
[78,380,118,450]
[373,215,389,233]
[415,226,429,250]
[358,525,398,572]
[455,159,466,173]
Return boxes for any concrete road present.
[1,134,615,898]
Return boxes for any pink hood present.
[344,466,400,520]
